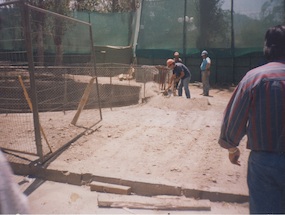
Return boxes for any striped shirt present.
[219,62,285,152]
[0,150,29,214]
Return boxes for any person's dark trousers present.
[247,151,285,214]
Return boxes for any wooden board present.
[90,181,131,195]
[97,193,211,211]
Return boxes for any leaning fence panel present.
[0,3,37,157]
[0,1,171,163]
[0,2,102,163]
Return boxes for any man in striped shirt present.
[218,25,285,214]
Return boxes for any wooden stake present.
[71,77,95,125]
[18,75,52,153]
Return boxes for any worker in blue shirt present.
[200,50,211,96]
[166,59,191,99]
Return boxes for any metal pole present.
[283,0,285,25]
[89,24,102,120]
[110,69,113,111]
[27,3,90,25]
[22,2,43,161]
[231,0,235,84]
[183,0,187,63]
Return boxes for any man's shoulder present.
[173,64,183,72]
[241,62,285,87]
[175,62,184,68]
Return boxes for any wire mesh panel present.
[94,63,166,105]
[95,63,140,109]
[0,2,102,163]
[0,3,37,156]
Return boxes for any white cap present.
[201,50,208,56]
[174,52,179,56]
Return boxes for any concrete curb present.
[11,162,249,203]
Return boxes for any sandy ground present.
[47,83,250,194]
[13,83,250,214]
[19,179,248,214]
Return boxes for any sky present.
[222,0,269,18]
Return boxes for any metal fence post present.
[231,0,235,84]
[22,2,43,161]
[89,24,102,120]
[110,70,113,111]
[143,68,146,101]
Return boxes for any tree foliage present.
[260,0,285,25]
[74,0,136,13]
[234,0,285,48]
[195,0,230,49]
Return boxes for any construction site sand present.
[15,83,250,214]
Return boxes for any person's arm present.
[167,73,176,89]
[176,67,185,80]
[228,147,241,166]
[206,58,211,70]
[218,83,250,165]
[206,64,210,70]
[178,71,185,79]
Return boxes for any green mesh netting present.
[0,7,24,51]
[136,0,284,58]
[72,11,132,46]
[0,0,284,83]
[0,0,283,57]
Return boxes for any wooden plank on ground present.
[97,193,211,211]
[90,181,131,195]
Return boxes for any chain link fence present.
[95,63,170,108]
[0,1,169,164]
[0,1,102,163]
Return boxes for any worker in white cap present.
[200,50,211,96]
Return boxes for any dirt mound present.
[147,94,210,111]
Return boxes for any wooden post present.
[18,75,52,153]
[71,77,95,125]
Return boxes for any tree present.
[4,0,71,66]
[30,0,46,66]
[75,0,136,13]
[195,0,230,49]
[3,0,136,65]
[47,1,70,66]
[260,0,285,25]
